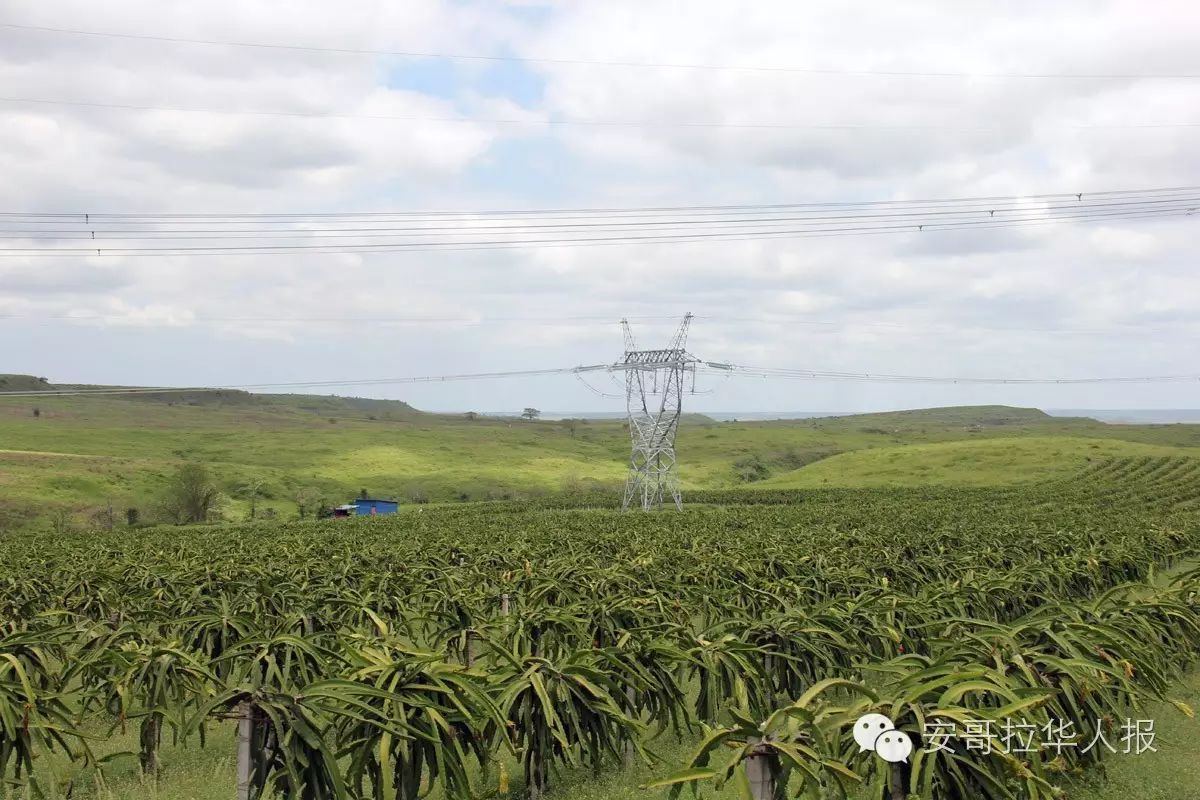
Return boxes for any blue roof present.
[352,498,399,515]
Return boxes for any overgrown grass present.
[3,394,1199,533]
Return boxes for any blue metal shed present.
[353,498,399,515]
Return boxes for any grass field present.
[2,374,1199,532]
[4,376,1200,798]
[758,435,1200,488]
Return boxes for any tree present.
[521,408,541,421]
[733,454,771,483]
[162,463,221,524]
[294,487,322,519]
[232,478,266,520]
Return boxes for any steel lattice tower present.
[620,313,696,511]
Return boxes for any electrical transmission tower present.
[620,313,697,511]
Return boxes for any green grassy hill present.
[0,374,55,392]
[757,435,1200,488]
[796,403,1055,427]
[2,374,1199,532]
[1,374,424,417]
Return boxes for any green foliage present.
[652,679,874,799]
[161,462,222,524]
[5,389,1200,533]
[81,636,217,773]
[494,647,645,793]
[0,625,87,794]
[0,465,1198,797]
[732,454,772,482]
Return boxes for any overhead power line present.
[0,365,621,398]
[5,185,1197,221]
[3,360,1196,399]
[4,95,1199,131]
[1,206,1194,256]
[4,21,1199,80]
[5,195,1200,240]
[1,188,1196,257]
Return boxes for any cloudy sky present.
[1,0,1198,413]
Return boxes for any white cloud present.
[1,0,1198,411]
[1087,227,1163,260]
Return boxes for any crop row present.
[1,478,1198,798]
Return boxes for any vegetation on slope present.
[2,375,1199,532]
[759,436,1200,488]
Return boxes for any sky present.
[1,0,1198,413]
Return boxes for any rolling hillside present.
[2,373,1198,532]
[756,436,1200,488]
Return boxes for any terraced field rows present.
[1065,456,1200,508]
[1,464,1199,799]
